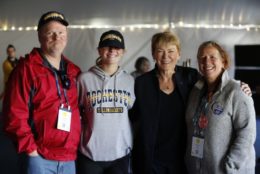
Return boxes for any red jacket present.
[3,48,81,161]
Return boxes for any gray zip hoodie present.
[185,70,256,174]
[78,65,135,161]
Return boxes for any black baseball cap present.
[98,30,125,49]
[37,11,69,31]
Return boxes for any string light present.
[178,21,184,27]
[1,22,260,31]
[154,24,159,29]
[80,25,85,29]
[121,26,126,32]
[162,24,169,29]
[3,25,8,31]
[129,26,135,31]
[170,22,175,29]
[137,25,142,29]
[25,27,33,31]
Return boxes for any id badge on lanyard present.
[57,104,72,132]
[191,96,209,159]
[41,52,72,132]
[53,70,72,132]
[191,136,204,158]
[191,114,208,159]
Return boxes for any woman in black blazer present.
[131,31,199,174]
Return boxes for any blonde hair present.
[151,31,180,54]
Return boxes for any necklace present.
[158,74,174,93]
[162,81,172,90]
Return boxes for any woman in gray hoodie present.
[77,30,135,174]
[185,41,256,174]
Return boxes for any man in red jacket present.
[3,11,81,174]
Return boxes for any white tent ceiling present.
[0,0,260,28]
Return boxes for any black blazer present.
[131,65,199,174]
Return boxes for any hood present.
[89,65,124,80]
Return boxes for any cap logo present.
[102,34,122,43]
[43,12,64,21]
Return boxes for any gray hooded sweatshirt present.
[185,70,256,174]
[78,65,135,161]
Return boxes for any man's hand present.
[28,150,39,157]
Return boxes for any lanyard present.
[52,69,69,106]
[192,92,209,137]
[38,49,70,106]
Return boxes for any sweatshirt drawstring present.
[114,75,117,107]
[100,76,106,115]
